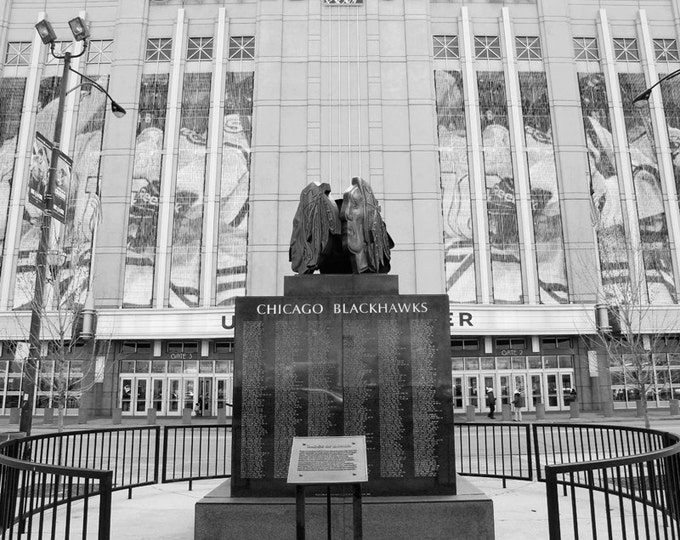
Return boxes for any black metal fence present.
[0,424,231,539]
[540,429,680,539]
[0,444,112,540]
[2,421,680,539]
[162,424,231,488]
[455,422,680,539]
[455,422,533,484]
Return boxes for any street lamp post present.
[19,18,125,436]
[632,68,680,104]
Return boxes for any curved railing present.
[2,420,679,539]
[0,424,230,539]
[0,438,114,539]
[455,422,680,539]
[543,433,680,539]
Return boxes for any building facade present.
[1,0,680,417]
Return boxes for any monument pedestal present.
[194,476,494,540]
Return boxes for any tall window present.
[478,71,523,303]
[434,70,475,303]
[518,72,568,303]
[216,73,254,306]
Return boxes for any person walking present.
[486,387,496,419]
[512,391,524,421]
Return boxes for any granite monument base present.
[194,476,494,540]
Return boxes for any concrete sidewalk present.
[3,409,680,539]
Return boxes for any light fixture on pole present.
[67,66,127,118]
[68,17,90,42]
[34,19,57,45]
[632,68,680,105]
[19,17,125,436]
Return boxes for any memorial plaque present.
[287,436,368,484]
[231,280,455,497]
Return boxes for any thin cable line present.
[327,4,333,187]
[346,5,351,178]
[337,5,342,186]
[356,4,361,179]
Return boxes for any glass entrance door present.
[530,374,543,407]
[467,375,479,409]
[151,379,164,414]
[135,379,148,414]
[168,379,180,415]
[121,378,133,414]
[513,374,527,400]
[546,374,560,409]
[183,379,195,414]
[198,377,212,417]
[561,373,574,407]
[216,378,234,415]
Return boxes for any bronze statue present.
[341,177,393,273]
[289,177,393,274]
[289,182,343,274]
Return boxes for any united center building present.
[1,0,680,418]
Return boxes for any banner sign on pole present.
[51,150,71,224]
[28,132,71,224]
[28,132,51,209]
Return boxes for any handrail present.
[2,420,679,540]
[546,436,680,474]
[541,429,680,539]
[0,444,113,539]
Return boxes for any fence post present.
[569,401,579,419]
[153,426,161,484]
[99,472,113,540]
[534,403,545,420]
[0,439,21,530]
[161,426,169,483]
[545,467,562,540]
[465,405,476,422]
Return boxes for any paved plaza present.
[3,410,680,539]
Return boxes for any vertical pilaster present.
[0,12,45,309]
[460,6,491,303]
[153,8,185,308]
[598,9,645,294]
[0,0,13,77]
[501,8,537,304]
[637,9,680,297]
[201,7,227,307]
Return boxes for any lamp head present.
[68,16,90,42]
[632,89,652,107]
[110,100,126,118]
[35,19,57,45]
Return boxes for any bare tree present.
[9,242,110,433]
[583,224,679,429]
